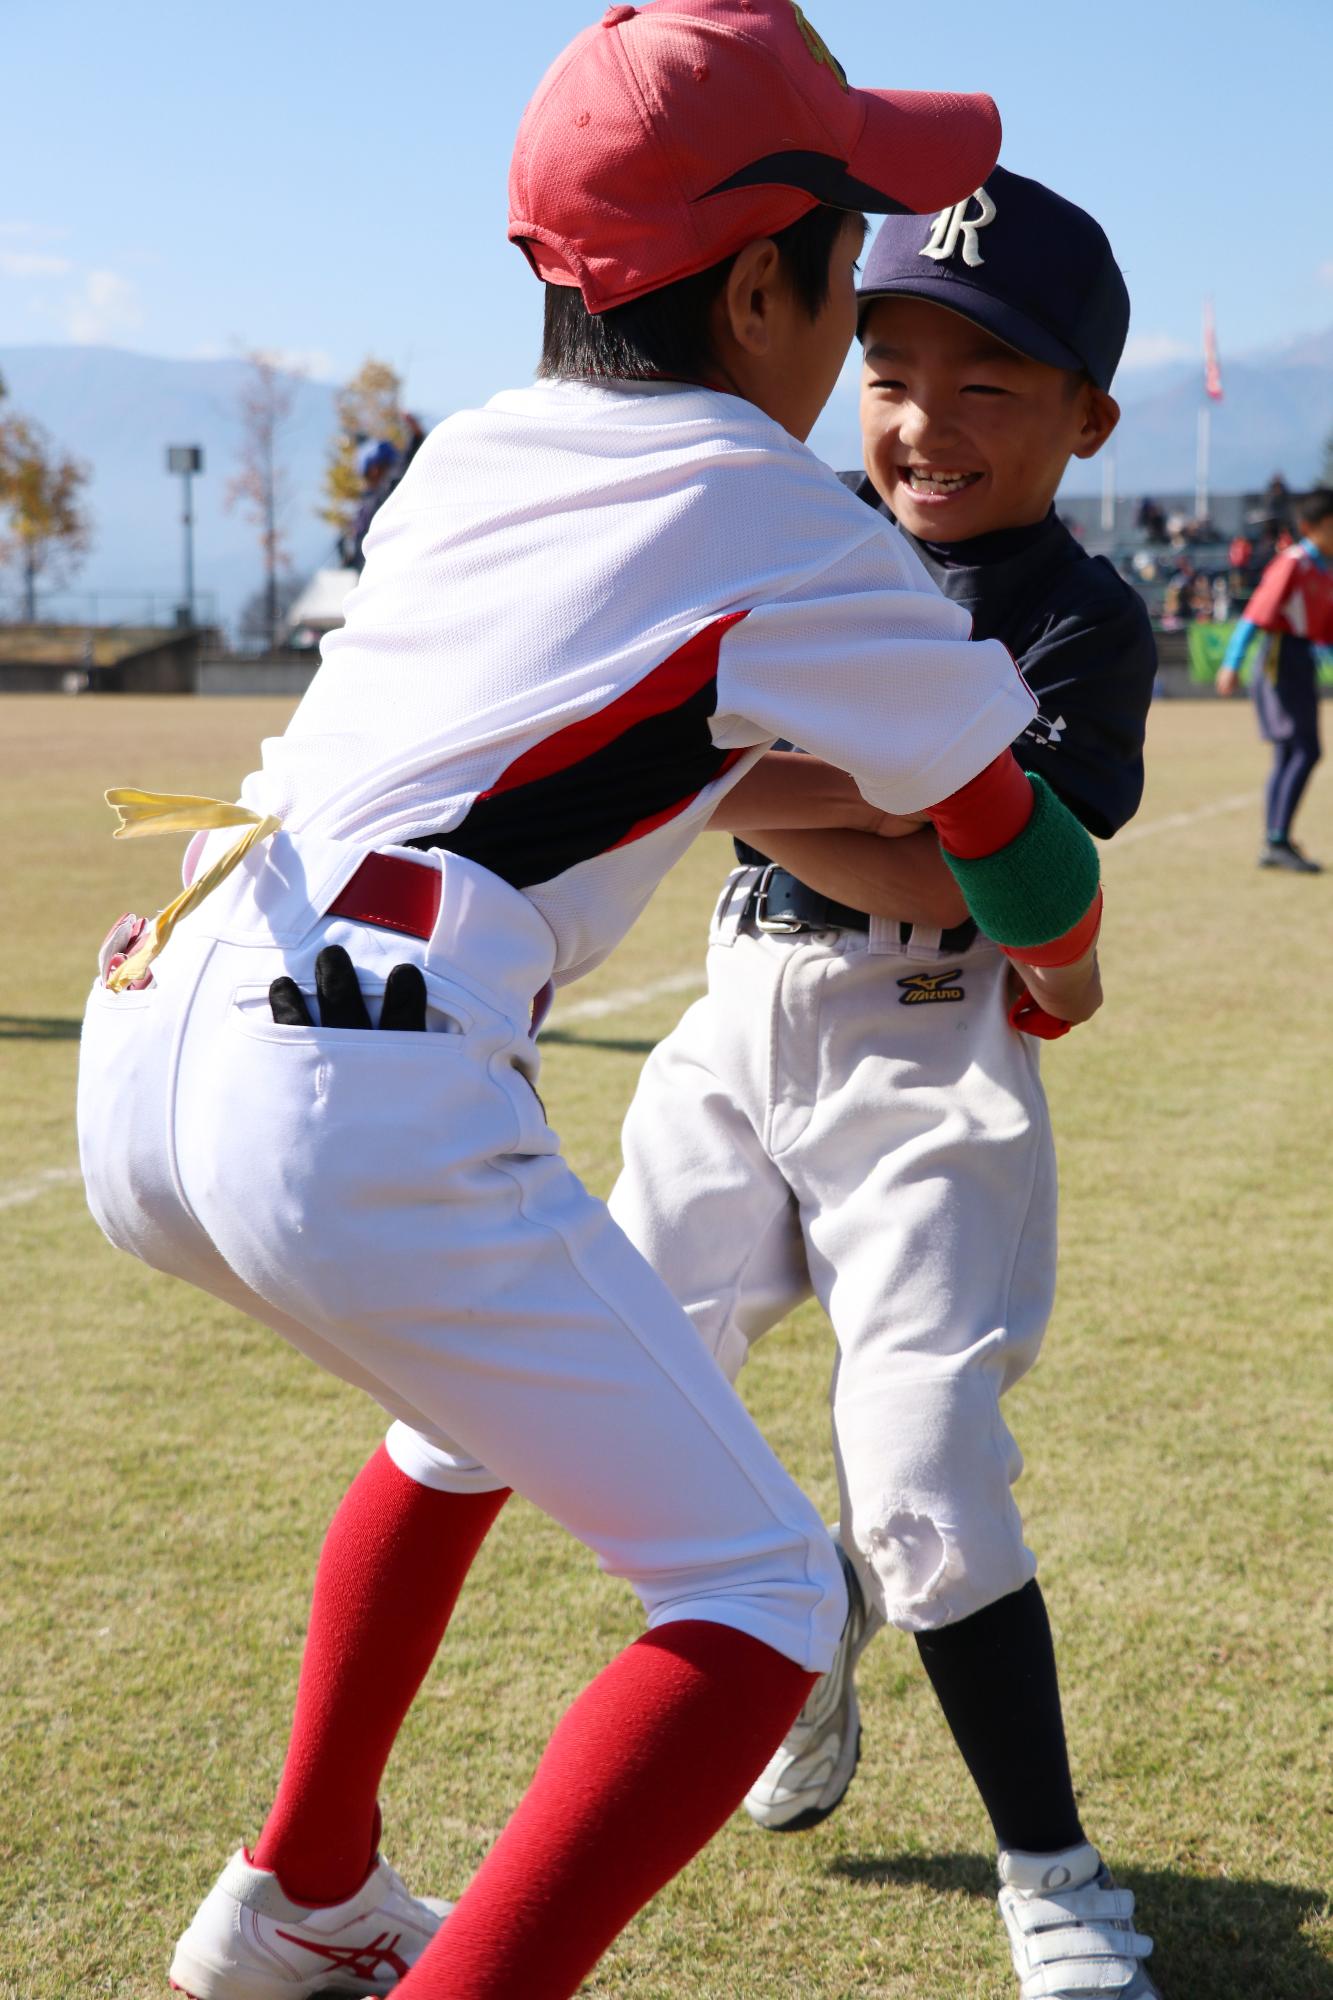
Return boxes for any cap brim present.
[857,278,1090,380]
[849,90,1001,215]
[697,91,1000,218]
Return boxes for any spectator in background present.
[1216,487,1333,872]
[1137,495,1168,545]
[1228,531,1255,600]
[1260,472,1292,536]
[341,439,400,571]
[1162,555,1197,625]
[1252,523,1282,572]
[398,412,427,476]
[1188,570,1214,621]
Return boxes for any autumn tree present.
[227,350,304,649]
[237,574,303,644]
[0,373,10,503]
[321,357,407,545]
[0,413,92,621]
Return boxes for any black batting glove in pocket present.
[269,945,427,1031]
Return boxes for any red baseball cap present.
[509,0,1001,313]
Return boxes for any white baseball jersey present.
[243,380,1034,984]
[79,379,1041,1685]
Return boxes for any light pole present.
[166,445,204,626]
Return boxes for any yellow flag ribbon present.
[103,789,282,991]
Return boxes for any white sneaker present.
[998,1842,1162,1997]
[168,1849,449,1999]
[743,1544,881,1831]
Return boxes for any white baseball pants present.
[607,873,1060,1633]
[76,833,845,1673]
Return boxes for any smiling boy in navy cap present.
[611,167,1163,1999]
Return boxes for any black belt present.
[738,864,977,954]
[739,864,869,934]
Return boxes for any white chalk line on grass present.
[1104,789,1256,852]
[0,1165,83,1212]
[0,789,1265,1215]
[555,966,706,1024]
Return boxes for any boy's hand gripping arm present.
[925,753,1104,1032]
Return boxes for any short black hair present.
[1296,488,1333,528]
[538,204,861,384]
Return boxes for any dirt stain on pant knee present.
[864,1507,952,1618]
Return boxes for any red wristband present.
[1008,994,1073,1040]
[926,752,1034,859]
[1000,887,1104,968]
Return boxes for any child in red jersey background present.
[1216,487,1333,871]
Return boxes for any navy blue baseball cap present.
[856,164,1130,391]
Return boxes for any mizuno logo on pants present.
[897,969,965,1005]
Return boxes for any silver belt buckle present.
[753,863,807,934]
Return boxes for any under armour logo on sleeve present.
[1025,712,1067,748]
[920,186,997,268]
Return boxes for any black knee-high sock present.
[914,1579,1085,1855]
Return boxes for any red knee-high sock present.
[252,1443,509,1904]
[393,1621,816,2000]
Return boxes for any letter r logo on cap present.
[920,186,997,268]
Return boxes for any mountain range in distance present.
[0,347,342,629]
[2,328,1331,629]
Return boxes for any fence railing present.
[0,589,220,630]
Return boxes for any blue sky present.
[4,0,1331,426]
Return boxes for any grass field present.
[1,693,1330,2000]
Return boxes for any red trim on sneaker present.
[273,1927,411,1979]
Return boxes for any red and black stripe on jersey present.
[410,613,748,887]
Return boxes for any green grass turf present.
[1,693,1329,1998]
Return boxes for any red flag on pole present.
[1203,298,1223,402]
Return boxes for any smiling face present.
[859,295,1119,541]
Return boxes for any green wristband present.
[940,772,1100,949]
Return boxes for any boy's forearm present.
[1219,617,1257,675]
[1010,941,1103,1027]
[711,751,919,836]
[742,825,969,926]
[926,757,1101,964]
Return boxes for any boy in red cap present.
[1215,486,1333,871]
[79,7,1104,1996]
